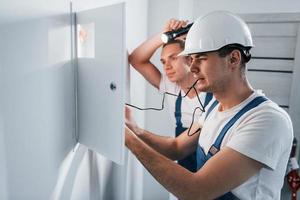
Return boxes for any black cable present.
[193,87,205,112]
[125,79,205,136]
[187,106,202,136]
[125,91,181,111]
[126,79,203,110]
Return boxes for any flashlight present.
[161,23,193,43]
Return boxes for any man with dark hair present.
[126,11,293,199]
[129,19,211,174]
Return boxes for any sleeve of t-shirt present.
[226,106,293,170]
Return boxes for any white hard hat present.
[178,11,253,56]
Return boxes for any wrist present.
[152,32,164,45]
[134,126,144,136]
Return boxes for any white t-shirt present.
[159,75,207,128]
[198,90,293,199]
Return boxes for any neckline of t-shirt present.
[216,90,262,115]
[180,89,203,101]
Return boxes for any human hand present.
[125,125,135,147]
[125,106,138,133]
[162,18,188,33]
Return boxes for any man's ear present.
[229,50,241,66]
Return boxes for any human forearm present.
[134,127,180,160]
[128,32,163,67]
[125,106,200,161]
[125,128,208,200]
[125,107,177,159]
[128,32,162,88]
[129,18,188,69]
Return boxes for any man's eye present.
[195,57,206,62]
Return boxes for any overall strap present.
[205,99,219,120]
[174,91,198,172]
[207,96,268,158]
[204,92,213,108]
[174,91,184,136]
[175,91,183,127]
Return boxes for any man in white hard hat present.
[129,19,212,173]
[125,11,293,199]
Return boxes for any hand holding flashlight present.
[161,19,193,43]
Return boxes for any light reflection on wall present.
[50,143,86,200]
[77,23,95,58]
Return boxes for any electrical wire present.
[125,79,205,136]
[186,106,202,136]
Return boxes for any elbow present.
[170,139,185,161]
[128,53,134,64]
[128,53,140,68]
[128,52,149,70]
[172,139,197,161]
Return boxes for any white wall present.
[0,1,148,199]
[143,0,179,199]
[145,1,179,135]
[0,44,7,198]
[0,107,8,200]
[0,0,69,25]
[125,0,148,199]
[0,15,75,199]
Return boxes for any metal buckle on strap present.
[209,145,219,155]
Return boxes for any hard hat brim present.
[177,49,196,56]
[177,48,209,56]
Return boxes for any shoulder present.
[228,99,293,169]
[249,100,293,130]
[237,99,293,140]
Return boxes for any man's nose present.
[164,60,172,70]
[189,61,199,75]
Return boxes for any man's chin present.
[195,84,209,93]
[168,77,178,83]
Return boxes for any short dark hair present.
[217,44,252,69]
[162,39,185,50]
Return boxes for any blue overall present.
[175,92,213,172]
[196,96,268,200]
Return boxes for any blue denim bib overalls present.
[175,92,213,172]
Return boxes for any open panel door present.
[75,3,126,165]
